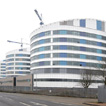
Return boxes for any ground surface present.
[0,92,98,106]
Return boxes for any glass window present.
[39,39,45,44]
[80,32,86,36]
[45,31,51,35]
[59,45,67,50]
[59,53,67,57]
[53,61,59,65]
[67,54,72,58]
[39,62,44,66]
[45,54,50,58]
[97,42,102,46]
[53,38,58,42]
[97,35,102,39]
[59,61,67,65]
[97,20,102,30]
[72,62,80,66]
[73,39,79,43]
[53,53,58,57]
[53,46,59,50]
[67,61,72,65]
[39,47,44,51]
[39,32,45,37]
[80,39,86,44]
[80,54,86,59]
[6,54,14,58]
[39,54,45,58]
[53,30,59,34]
[80,62,86,66]
[97,56,102,61]
[97,49,102,54]
[59,38,67,42]
[59,30,67,34]
[80,19,86,27]
[80,47,86,51]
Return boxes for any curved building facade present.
[30,19,106,88]
[0,60,6,78]
[6,48,30,77]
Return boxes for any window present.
[97,20,102,30]
[80,47,86,51]
[39,39,45,44]
[53,46,59,50]
[59,61,67,65]
[80,62,86,66]
[80,32,86,36]
[53,53,58,57]
[53,38,58,42]
[39,62,44,66]
[16,54,30,57]
[53,61,59,65]
[97,56,102,61]
[59,30,67,34]
[80,19,86,27]
[97,35,102,39]
[59,45,67,50]
[39,54,45,58]
[59,53,67,57]
[39,32,45,37]
[80,54,86,59]
[97,49,102,54]
[59,38,67,42]
[97,42,102,46]
[6,54,14,58]
[80,39,86,44]
[39,47,44,51]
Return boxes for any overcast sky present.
[0,0,106,60]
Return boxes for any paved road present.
[0,92,85,106]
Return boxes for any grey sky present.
[0,0,106,60]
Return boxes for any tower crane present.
[7,39,29,49]
[34,9,44,25]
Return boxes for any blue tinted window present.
[97,49,102,54]
[19,71,23,74]
[39,62,44,66]
[59,61,67,65]
[39,32,45,37]
[59,53,67,57]
[80,62,86,66]
[97,35,102,39]
[97,57,102,61]
[19,49,23,51]
[39,47,44,51]
[80,47,86,51]
[80,19,86,27]
[60,45,67,50]
[97,42,102,46]
[59,30,67,34]
[39,54,45,58]
[39,39,45,44]
[80,39,86,44]
[80,54,86,59]
[60,38,67,42]
[97,20,102,30]
[80,32,85,36]
[17,54,23,56]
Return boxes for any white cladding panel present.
[73,19,80,27]
[86,19,96,29]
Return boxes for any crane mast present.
[34,9,44,25]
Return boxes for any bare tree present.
[80,70,93,88]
